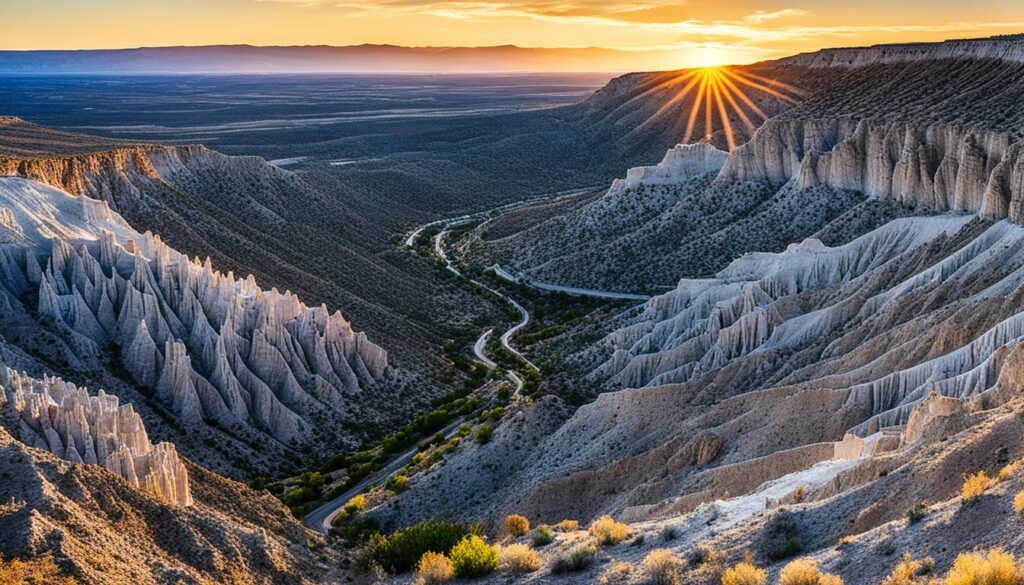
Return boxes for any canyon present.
[4,32,1024,585]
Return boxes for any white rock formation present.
[719,118,1024,223]
[0,176,387,446]
[608,143,729,196]
[593,215,976,388]
[0,367,192,506]
[589,212,1024,450]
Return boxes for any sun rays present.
[642,66,806,151]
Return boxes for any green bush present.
[763,510,803,561]
[283,485,318,507]
[475,425,493,445]
[370,520,471,573]
[385,475,408,493]
[552,542,597,573]
[449,535,499,578]
[530,525,554,547]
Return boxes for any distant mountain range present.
[0,44,682,74]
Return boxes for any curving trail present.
[307,192,593,534]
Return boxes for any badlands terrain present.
[4,32,1024,585]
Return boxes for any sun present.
[688,47,731,69]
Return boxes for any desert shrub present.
[962,471,992,502]
[504,514,530,537]
[344,494,366,515]
[1015,491,1024,514]
[779,558,843,585]
[414,552,453,585]
[945,549,1023,585]
[449,535,498,578]
[530,525,554,547]
[643,549,684,585]
[1000,461,1021,481]
[552,542,598,573]
[661,525,678,541]
[688,543,725,567]
[475,425,493,445]
[385,475,408,493]
[555,519,579,532]
[907,501,930,524]
[722,561,768,585]
[881,553,934,585]
[763,509,803,561]
[0,555,74,585]
[370,520,470,573]
[599,562,633,584]
[498,543,541,574]
[589,515,629,545]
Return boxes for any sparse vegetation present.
[688,543,725,567]
[907,501,930,524]
[552,542,598,573]
[881,553,934,585]
[555,519,579,532]
[589,515,629,545]
[945,549,1023,585]
[764,509,803,561]
[449,535,498,578]
[599,562,634,585]
[962,471,992,502]
[498,543,541,573]
[504,514,530,537]
[779,558,843,585]
[722,561,768,585]
[475,424,493,445]
[1015,490,1024,514]
[414,552,454,585]
[642,549,684,585]
[530,525,554,547]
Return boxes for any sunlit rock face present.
[0,176,387,449]
[0,367,192,506]
[608,143,729,196]
[775,36,1024,69]
[721,118,1024,222]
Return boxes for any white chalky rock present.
[0,367,192,506]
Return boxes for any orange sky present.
[6,0,1024,69]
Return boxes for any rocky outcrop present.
[592,215,976,389]
[608,143,729,196]
[0,367,191,506]
[0,176,387,448]
[719,118,1024,223]
[774,35,1024,69]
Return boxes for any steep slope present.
[0,176,391,474]
[373,36,1024,584]
[470,35,1024,292]
[0,425,333,584]
[0,116,503,370]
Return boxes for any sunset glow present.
[5,0,1024,71]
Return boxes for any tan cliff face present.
[773,35,1024,69]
